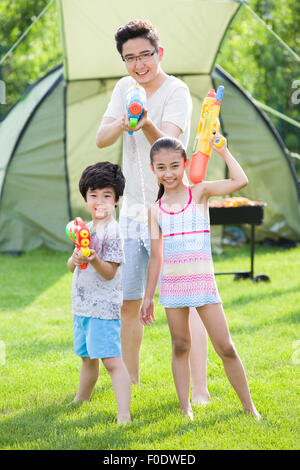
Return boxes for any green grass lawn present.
[0,243,299,450]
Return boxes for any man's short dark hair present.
[115,19,160,55]
[79,161,125,203]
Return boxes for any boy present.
[67,161,131,424]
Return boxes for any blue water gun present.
[126,84,147,135]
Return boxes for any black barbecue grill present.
[209,204,270,282]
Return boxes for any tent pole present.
[63,80,72,221]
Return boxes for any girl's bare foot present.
[244,406,261,420]
[192,392,210,406]
[73,397,86,404]
[117,414,132,425]
[181,406,194,421]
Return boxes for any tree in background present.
[218,0,300,174]
[1,0,299,171]
[0,0,62,117]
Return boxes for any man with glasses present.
[96,20,210,405]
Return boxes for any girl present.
[140,136,260,421]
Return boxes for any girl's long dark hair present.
[150,137,187,201]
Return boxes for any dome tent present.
[0,0,299,254]
[211,66,300,241]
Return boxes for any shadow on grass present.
[224,285,300,310]
[153,287,300,338]
[213,242,298,263]
[0,395,238,450]
[0,247,70,310]
[11,338,73,360]
[229,310,300,336]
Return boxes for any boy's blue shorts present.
[73,315,121,359]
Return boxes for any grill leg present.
[250,224,255,279]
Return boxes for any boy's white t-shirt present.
[72,219,125,320]
[103,75,192,223]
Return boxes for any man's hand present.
[133,107,149,131]
[121,108,149,133]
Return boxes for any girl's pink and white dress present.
[158,186,221,308]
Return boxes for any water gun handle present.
[78,241,90,270]
[80,260,88,270]
[128,114,139,136]
[128,113,139,135]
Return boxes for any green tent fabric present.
[212,67,300,241]
[0,66,70,252]
[0,0,299,253]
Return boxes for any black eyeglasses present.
[122,49,157,64]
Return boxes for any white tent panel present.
[60,0,240,80]
[66,79,122,218]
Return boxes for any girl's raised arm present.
[201,134,248,199]
[140,205,163,326]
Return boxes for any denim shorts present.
[119,217,150,300]
[73,315,121,359]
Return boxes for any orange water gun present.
[189,86,225,184]
[66,217,91,270]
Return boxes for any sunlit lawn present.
[0,243,299,450]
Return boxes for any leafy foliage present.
[0,0,62,117]
[217,0,300,173]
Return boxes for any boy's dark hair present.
[79,161,125,203]
[115,19,160,55]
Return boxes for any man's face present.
[122,37,163,85]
